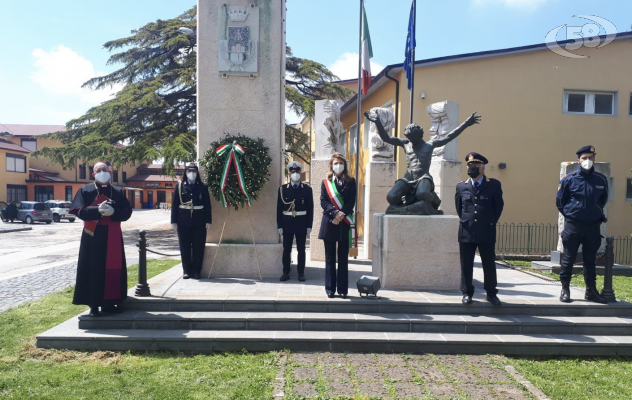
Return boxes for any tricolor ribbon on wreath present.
[323,178,358,251]
[215,140,252,208]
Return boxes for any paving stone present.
[291,353,319,365]
[347,353,377,366]
[451,368,480,383]
[460,383,493,399]
[358,382,390,398]
[320,352,348,365]
[293,382,318,397]
[464,355,493,367]
[427,383,459,398]
[327,381,355,397]
[434,354,468,368]
[492,384,529,400]
[377,353,406,367]
[478,367,511,383]
[354,365,384,381]
[394,382,425,399]
[324,366,351,381]
[384,366,415,381]
[415,367,447,383]
[293,366,318,380]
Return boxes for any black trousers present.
[177,225,207,275]
[324,240,349,295]
[460,242,498,296]
[283,231,307,275]
[560,220,601,284]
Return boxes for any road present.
[0,209,181,312]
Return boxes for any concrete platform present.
[531,261,632,277]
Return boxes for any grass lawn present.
[0,259,278,400]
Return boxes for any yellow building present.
[333,34,632,239]
[0,138,30,203]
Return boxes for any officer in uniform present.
[455,152,504,306]
[556,145,608,303]
[171,162,212,280]
[277,161,314,282]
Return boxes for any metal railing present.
[614,236,632,266]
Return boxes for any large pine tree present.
[35,6,353,173]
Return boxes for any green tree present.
[35,6,353,174]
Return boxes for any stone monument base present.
[372,213,460,290]
[309,159,330,262]
[202,243,283,278]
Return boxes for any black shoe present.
[487,295,501,306]
[280,274,290,282]
[327,293,335,298]
[560,280,572,303]
[585,285,607,304]
[88,307,100,317]
[462,294,473,305]
[340,294,347,299]
[298,274,306,282]
[192,273,201,280]
[183,273,190,279]
[102,305,123,313]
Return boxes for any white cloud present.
[329,52,384,81]
[31,45,121,105]
[472,0,551,11]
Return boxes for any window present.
[157,191,166,204]
[6,185,27,202]
[564,90,616,115]
[363,117,370,149]
[65,186,73,202]
[89,166,94,179]
[165,183,173,189]
[626,178,632,201]
[6,153,26,173]
[130,160,135,166]
[122,172,127,184]
[79,164,86,179]
[34,186,55,202]
[349,124,358,156]
[113,171,119,183]
[21,139,37,152]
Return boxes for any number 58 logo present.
[546,15,617,59]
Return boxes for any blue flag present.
[404,1,416,90]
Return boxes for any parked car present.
[46,200,75,222]
[16,202,53,224]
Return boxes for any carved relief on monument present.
[322,100,347,155]
[218,4,259,75]
[427,101,460,161]
[367,107,395,161]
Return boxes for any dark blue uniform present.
[171,180,212,276]
[455,176,504,296]
[318,177,356,296]
[277,182,314,276]
[556,167,608,283]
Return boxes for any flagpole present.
[409,0,416,124]
[354,0,363,259]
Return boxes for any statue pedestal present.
[429,159,462,216]
[202,244,283,278]
[363,161,397,259]
[372,214,460,290]
[310,159,330,261]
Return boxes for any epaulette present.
[489,178,498,182]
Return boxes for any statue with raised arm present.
[364,110,481,215]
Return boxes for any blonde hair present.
[326,152,350,181]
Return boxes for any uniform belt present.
[283,211,307,216]
[179,205,204,210]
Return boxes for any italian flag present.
[361,3,373,95]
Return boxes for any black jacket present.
[556,167,608,224]
[455,176,504,244]
[276,182,314,235]
[318,177,356,242]
[171,181,212,227]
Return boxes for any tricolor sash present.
[215,141,252,208]
[323,178,358,250]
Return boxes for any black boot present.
[585,284,607,304]
[559,280,571,303]
[88,307,100,317]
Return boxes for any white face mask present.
[332,164,345,175]
[580,159,594,170]
[290,172,301,182]
[187,172,197,181]
[95,171,110,184]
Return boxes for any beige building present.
[0,138,30,203]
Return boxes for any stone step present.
[37,318,632,356]
[78,311,632,336]
[123,297,632,317]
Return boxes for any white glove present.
[278,228,283,235]
[171,223,177,230]
[306,228,312,235]
[98,203,114,217]
[206,223,211,230]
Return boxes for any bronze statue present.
[364,110,481,215]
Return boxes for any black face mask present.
[467,167,480,178]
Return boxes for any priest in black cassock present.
[69,161,133,317]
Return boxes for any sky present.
[0,0,630,128]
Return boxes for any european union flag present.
[404,1,416,90]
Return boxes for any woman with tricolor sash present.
[318,153,357,298]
